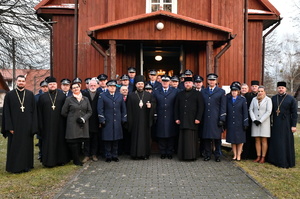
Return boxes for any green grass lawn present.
[234,130,300,199]
[0,137,80,198]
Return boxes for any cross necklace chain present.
[276,94,287,116]
[15,89,25,112]
[48,91,58,110]
[135,90,144,109]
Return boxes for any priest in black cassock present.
[37,77,70,167]
[174,77,204,161]
[127,75,156,160]
[1,75,38,173]
[268,81,298,168]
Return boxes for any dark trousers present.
[104,141,119,158]
[158,137,176,155]
[68,142,81,165]
[204,139,222,158]
[83,131,98,156]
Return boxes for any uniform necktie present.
[164,89,167,93]
[232,98,236,103]
[209,89,213,94]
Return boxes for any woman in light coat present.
[61,83,92,166]
[249,86,272,163]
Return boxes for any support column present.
[206,41,214,74]
[109,40,116,79]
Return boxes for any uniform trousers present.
[104,140,119,158]
[157,137,176,155]
[203,139,222,158]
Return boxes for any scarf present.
[73,93,83,102]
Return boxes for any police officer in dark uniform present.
[153,75,179,159]
[201,73,226,162]
[60,78,72,97]
[97,74,108,93]
[146,69,162,91]
[127,67,136,86]
[120,74,134,94]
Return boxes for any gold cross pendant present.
[276,108,280,116]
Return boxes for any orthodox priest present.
[1,75,38,173]
[268,81,298,168]
[38,77,70,167]
[127,75,156,160]
[174,77,204,161]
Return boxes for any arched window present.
[146,0,177,14]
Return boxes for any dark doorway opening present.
[143,46,181,79]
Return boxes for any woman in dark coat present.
[226,83,248,161]
[61,83,92,166]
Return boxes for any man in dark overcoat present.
[127,75,156,160]
[201,73,226,162]
[268,81,298,168]
[174,77,204,161]
[98,80,127,162]
[242,80,259,159]
[1,75,38,173]
[153,75,179,159]
[82,78,101,162]
[37,77,70,167]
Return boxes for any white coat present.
[249,96,272,137]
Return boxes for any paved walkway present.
[55,155,274,199]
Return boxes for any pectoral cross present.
[20,106,25,112]
[52,105,56,110]
[276,108,280,116]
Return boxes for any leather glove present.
[253,120,261,126]
[153,114,158,124]
[243,126,248,131]
[76,117,85,124]
[217,120,224,127]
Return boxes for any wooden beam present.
[109,40,116,79]
[206,41,214,74]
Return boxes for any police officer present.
[60,78,72,97]
[153,75,179,159]
[127,67,136,86]
[97,74,108,93]
[146,69,162,91]
[201,73,226,162]
[120,74,134,93]
[194,75,204,92]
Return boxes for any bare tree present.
[0,0,50,70]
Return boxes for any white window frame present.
[146,0,177,14]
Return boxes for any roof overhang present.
[88,10,233,46]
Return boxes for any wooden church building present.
[35,0,280,87]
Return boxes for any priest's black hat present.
[277,81,286,87]
[251,80,259,86]
[46,77,56,83]
[134,75,145,84]
[40,80,48,87]
[184,77,193,82]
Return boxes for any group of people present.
[1,67,298,173]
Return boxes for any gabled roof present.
[89,10,232,34]
[34,0,53,10]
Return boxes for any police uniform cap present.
[85,78,91,84]
[184,69,193,75]
[207,73,218,80]
[277,81,286,87]
[40,80,48,87]
[171,75,179,82]
[231,81,241,88]
[128,67,136,73]
[145,83,153,90]
[61,78,71,85]
[106,80,117,86]
[97,74,108,80]
[194,75,203,82]
[184,77,193,82]
[179,73,185,78]
[149,70,157,75]
[251,80,259,86]
[120,74,130,80]
[161,75,170,81]
[230,84,241,91]
[73,77,82,84]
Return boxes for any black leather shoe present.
[105,158,111,163]
[215,158,221,162]
[204,157,210,161]
[167,155,173,159]
[112,157,119,162]
[161,154,166,159]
